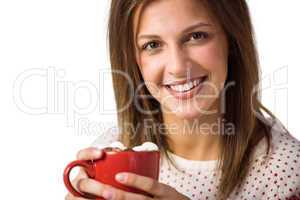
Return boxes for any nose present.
[166,44,191,78]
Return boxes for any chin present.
[169,101,212,120]
[174,111,203,120]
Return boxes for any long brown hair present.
[107,0,275,198]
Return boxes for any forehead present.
[133,0,215,38]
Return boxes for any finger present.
[65,193,90,200]
[115,172,169,197]
[77,178,110,197]
[70,167,91,192]
[72,148,102,194]
[78,168,89,178]
[70,173,86,192]
[76,147,103,160]
[73,168,89,181]
[77,178,150,200]
[104,186,152,200]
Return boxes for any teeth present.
[193,79,200,86]
[169,77,204,92]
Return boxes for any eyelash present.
[188,32,209,42]
[141,31,209,51]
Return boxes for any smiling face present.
[133,0,229,120]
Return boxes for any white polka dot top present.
[91,119,300,200]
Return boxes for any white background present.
[0,0,299,199]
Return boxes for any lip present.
[165,76,208,100]
[164,76,207,86]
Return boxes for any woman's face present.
[133,0,228,120]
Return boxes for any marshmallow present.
[103,141,159,152]
[132,142,159,152]
[109,141,127,150]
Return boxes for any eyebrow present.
[137,22,212,40]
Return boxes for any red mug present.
[63,149,160,199]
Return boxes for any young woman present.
[65,0,300,199]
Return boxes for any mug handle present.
[63,160,96,198]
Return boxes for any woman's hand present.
[73,171,190,200]
[65,147,104,200]
[110,172,190,200]
[65,147,190,200]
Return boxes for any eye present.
[142,41,161,51]
[188,32,209,41]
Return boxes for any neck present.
[162,104,222,161]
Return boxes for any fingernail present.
[94,149,102,156]
[115,173,127,182]
[103,190,114,200]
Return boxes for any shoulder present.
[265,118,300,166]
[267,119,300,198]
[90,125,121,148]
[246,118,300,199]
[251,118,300,161]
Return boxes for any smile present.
[164,76,208,100]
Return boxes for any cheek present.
[191,41,228,82]
[138,56,166,96]
[139,55,165,84]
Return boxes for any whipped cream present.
[105,141,158,152]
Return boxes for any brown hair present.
[107,0,275,198]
